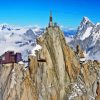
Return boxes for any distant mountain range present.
[70,17,100,60]
[0,24,44,60]
[61,27,76,42]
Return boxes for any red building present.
[0,51,22,64]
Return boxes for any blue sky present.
[0,0,100,27]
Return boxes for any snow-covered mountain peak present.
[95,23,100,26]
[76,17,94,40]
[80,17,93,26]
[70,17,100,60]
[83,16,91,23]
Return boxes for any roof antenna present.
[49,10,53,27]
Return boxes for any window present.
[2,56,5,60]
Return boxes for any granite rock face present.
[30,26,100,100]
[29,26,80,100]
[0,63,37,100]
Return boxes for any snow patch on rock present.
[31,44,42,56]
[80,27,92,40]
[18,61,24,65]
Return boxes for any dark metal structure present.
[0,51,22,64]
[37,59,46,62]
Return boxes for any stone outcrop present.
[0,63,37,100]
[76,45,85,58]
[29,25,100,100]
[29,26,80,100]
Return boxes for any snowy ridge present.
[76,17,94,40]
[80,27,92,40]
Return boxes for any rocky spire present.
[76,45,85,58]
